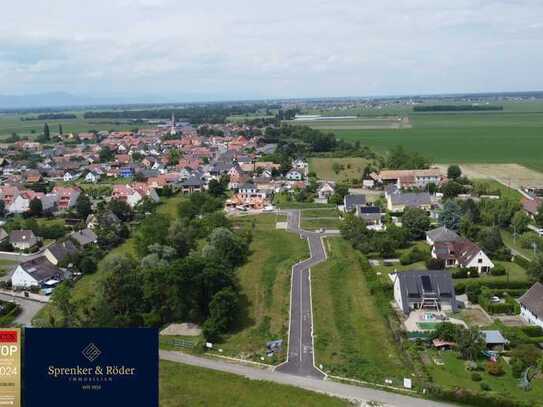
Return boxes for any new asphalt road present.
[276,210,337,378]
[160,350,454,407]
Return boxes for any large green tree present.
[439,200,463,230]
[402,207,430,240]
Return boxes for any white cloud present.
[0,0,542,100]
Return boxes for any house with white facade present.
[432,239,494,273]
[519,282,543,329]
[285,169,303,181]
[11,256,64,288]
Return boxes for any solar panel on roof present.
[421,275,433,292]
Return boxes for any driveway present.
[0,292,46,326]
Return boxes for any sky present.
[1,0,543,102]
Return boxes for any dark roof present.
[395,270,457,314]
[426,226,461,243]
[47,240,79,263]
[390,192,431,208]
[19,256,63,283]
[9,230,37,244]
[344,194,366,211]
[70,228,98,246]
[182,175,205,187]
[433,239,482,266]
[519,282,543,318]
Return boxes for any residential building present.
[519,282,543,329]
[44,240,79,265]
[343,194,366,212]
[386,191,432,212]
[432,239,494,273]
[392,269,458,314]
[426,226,461,246]
[70,228,98,247]
[9,230,39,250]
[11,256,64,288]
[285,169,303,181]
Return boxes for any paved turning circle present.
[276,210,338,378]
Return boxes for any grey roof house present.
[70,228,98,247]
[519,282,543,328]
[343,194,366,212]
[392,270,458,314]
[44,240,79,265]
[9,230,39,250]
[426,226,461,246]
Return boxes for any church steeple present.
[170,112,176,136]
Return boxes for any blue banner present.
[24,328,158,407]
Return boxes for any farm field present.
[335,126,543,171]
[454,164,543,189]
[217,215,309,363]
[311,238,408,383]
[0,112,151,139]
[309,157,370,182]
[159,361,349,407]
[286,116,410,130]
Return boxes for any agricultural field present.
[0,111,151,139]
[309,157,370,182]
[159,361,349,407]
[217,215,309,363]
[324,105,543,172]
[287,116,410,130]
[455,164,543,190]
[311,238,408,383]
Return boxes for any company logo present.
[81,343,101,362]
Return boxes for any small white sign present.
[403,378,412,389]
[205,342,213,349]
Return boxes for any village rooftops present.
[343,194,366,212]
[426,226,461,244]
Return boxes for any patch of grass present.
[300,217,341,230]
[218,217,309,363]
[312,238,408,383]
[471,179,522,201]
[501,229,535,261]
[424,350,543,404]
[309,157,369,182]
[273,193,335,209]
[159,360,349,407]
[301,208,339,217]
[452,261,528,286]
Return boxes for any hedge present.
[513,255,531,270]
[455,280,532,295]
[426,383,532,407]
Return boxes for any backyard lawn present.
[159,361,348,407]
[311,238,408,383]
[423,349,543,405]
[309,157,369,182]
[217,215,309,363]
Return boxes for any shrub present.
[452,268,468,279]
[513,255,531,270]
[511,358,525,378]
[485,361,505,376]
[471,372,482,382]
[490,264,506,276]
[521,326,543,337]
[468,268,480,278]
[426,257,445,270]
[480,382,491,391]
[399,252,412,265]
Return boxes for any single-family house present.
[432,239,494,273]
[519,282,543,329]
[9,230,39,251]
[522,197,542,219]
[343,194,366,212]
[317,182,335,201]
[386,191,432,212]
[70,228,98,247]
[392,269,458,314]
[52,186,80,211]
[426,226,461,246]
[356,206,384,230]
[11,256,64,288]
[180,176,205,194]
[285,169,303,181]
[44,240,79,265]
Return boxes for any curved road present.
[276,210,338,378]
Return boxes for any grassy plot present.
[312,238,408,383]
[218,215,309,363]
[273,193,335,209]
[471,179,523,201]
[300,208,341,231]
[309,157,369,182]
[159,361,349,407]
[423,350,543,405]
[501,230,536,261]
